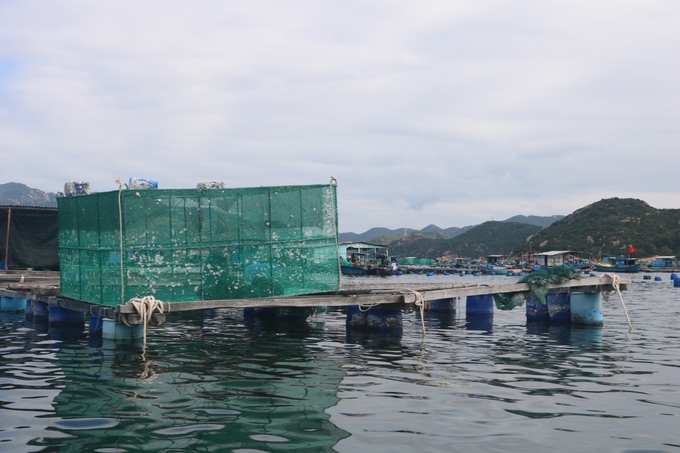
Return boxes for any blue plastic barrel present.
[670,273,678,281]
[525,298,549,322]
[654,276,663,281]
[48,306,84,325]
[429,298,455,313]
[570,292,603,326]
[674,278,680,288]
[547,293,571,323]
[365,306,403,331]
[466,294,494,316]
[33,301,49,319]
[0,293,27,313]
[346,306,367,329]
[89,315,104,334]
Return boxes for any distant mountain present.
[503,214,564,227]
[339,215,559,243]
[0,182,57,207]
[387,221,542,259]
[339,227,416,243]
[525,198,680,257]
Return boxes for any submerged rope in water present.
[602,273,633,332]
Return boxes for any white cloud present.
[1,1,678,233]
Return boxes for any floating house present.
[649,256,679,269]
[536,251,592,269]
[337,241,395,275]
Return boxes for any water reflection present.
[7,309,351,452]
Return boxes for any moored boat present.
[594,255,641,273]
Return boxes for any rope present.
[121,295,165,353]
[399,289,426,338]
[329,176,342,278]
[115,178,126,305]
[601,273,633,332]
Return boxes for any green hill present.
[525,198,680,257]
[0,182,57,207]
[387,221,542,259]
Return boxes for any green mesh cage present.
[58,184,340,307]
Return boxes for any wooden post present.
[3,207,10,270]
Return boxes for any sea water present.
[1,274,678,452]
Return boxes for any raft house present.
[0,179,634,342]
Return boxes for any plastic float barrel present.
[670,273,678,281]
[429,298,455,313]
[129,177,158,189]
[525,297,549,322]
[48,306,85,326]
[466,294,494,316]
[346,305,367,329]
[570,292,603,326]
[675,278,680,288]
[654,276,662,281]
[363,306,403,331]
[89,315,104,335]
[0,291,27,313]
[102,319,144,341]
[33,300,49,319]
[546,293,571,323]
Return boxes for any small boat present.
[594,256,641,273]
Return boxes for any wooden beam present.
[114,275,629,314]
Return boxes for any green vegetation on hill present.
[526,198,680,257]
[0,182,57,207]
[387,221,542,259]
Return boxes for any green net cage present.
[58,183,340,307]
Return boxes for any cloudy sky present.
[1,1,678,233]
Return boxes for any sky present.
[1,1,678,233]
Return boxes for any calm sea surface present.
[1,274,679,452]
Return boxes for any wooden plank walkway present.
[2,272,629,320]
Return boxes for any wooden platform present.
[1,273,629,323]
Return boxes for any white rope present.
[121,295,165,352]
[399,289,426,338]
[115,178,126,305]
[601,273,633,332]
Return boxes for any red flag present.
[628,246,636,254]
